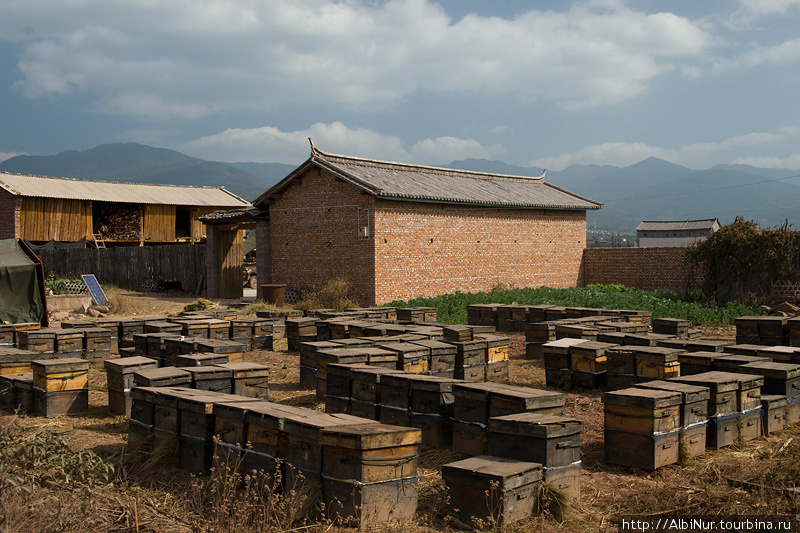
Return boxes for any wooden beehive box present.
[177,393,222,473]
[330,337,374,348]
[0,324,15,346]
[325,363,361,414]
[104,356,159,415]
[176,353,230,367]
[382,342,429,373]
[363,346,399,369]
[755,316,788,344]
[117,318,145,341]
[442,455,542,526]
[128,386,160,446]
[760,395,787,436]
[350,366,403,420]
[284,411,372,487]
[570,341,614,372]
[738,360,800,397]
[555,324,599,342]
[0,347,46,375]
[525,322,557,344]
[144,321,182,334]
[242,402,308,477]
[134,367,192,388]
[624,333,672,347]
[285,317,318,337]
[714,354,771,372]
[488,385,565,419]
[322,423,421,526]
[634,380,709,458]
[678,351,726,375]
[31,358,90,417]
[212,398,273,462]
[543,338,588,370]
[1,373,33,412]
[82,327,112,361]
[756,345,800,364]
[17,328,56,356]
[205,319,231,340]
[485,359,510,382]
[723,344,764,357]
[603,388,682,435]
[604,427,681,470]
[443,325,473,342]
[315,348,370,400]
[194,339,247,363]
[215,362,270,399]
[184,366,233,394]
[449,339,488,368]
[479,334,510,363]
[651,318,690,337]
[671,372,740,417]
[633,346,682,379]
[408,374,457,416]
[685,340,733,353]
[488,413,582,467]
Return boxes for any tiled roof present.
[0,172,250,207]
[254,148,601,210]
[636,219,720,232]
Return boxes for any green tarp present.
[0,238,43,324]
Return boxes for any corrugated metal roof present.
[255,148,602,210]
[0,172,250,207]
[636,219,720,231]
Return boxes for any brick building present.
[253,147,602,305]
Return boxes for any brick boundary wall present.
[0,189,21,239]
[580,247,703,292]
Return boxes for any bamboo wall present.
[21,198,92,242]
[37,244,206,294]
[192,207,218,241]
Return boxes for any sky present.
[1,0,800,171]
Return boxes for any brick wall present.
[373,201,587,304]
[0,190,21,239]
[268,167,377,303]
[581,247,702,292]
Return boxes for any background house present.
[636,218,720,247]
[0,172,250,245]
[253,147,602,305]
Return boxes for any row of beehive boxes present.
[735,315,800,346]
[127,334,249,367]
[129,386,422,527]
[468,303,653,331]
[283,309,442,350]
[525,317,701,359]
[104,355,271,416]
[602,368,798,470]
[543,337,800,392]
[304,332,511,399]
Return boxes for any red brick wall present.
[0,190,21,239]
[581,247,703,292]
[373,201,587,304]
[268,167,377,304]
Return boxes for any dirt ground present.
[3,290,800,533]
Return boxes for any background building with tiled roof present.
[636,218,720,248]
[0,172,250,245]
[253,146,602,305]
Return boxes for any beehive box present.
[178,393,223,473]
[634,380,709,458]
[104,356,159,415]
[633,346,682,380]
[82,327,113,362]
[651,318,690,337]
[0,347,46,375]
[229,317,271,349]
[755,316,788,344]
[129,386,159,446]
[325,363,363,414]
[760,395,787,436]
[205,319,231,340]
[543,338,588,370]
[678,351,726,375]
[144,321,182,334]
[134,367,192,388]
[442,455,542,526]
[211,398,266,462]
[686,340,734,353]
[184,366,233,394]
[176,353,230,367]
[171,319,211,339]
[31,358,90,417]
[215,362,270,399]
[603,388,682,435]
[525,304,555,323]
[734,316,761,344]
[738,361,800,397]
[525,322,557,344]
[671,372,743,449]
[714,354,771,372]
[241,402,308,478]
[542,463,581,502]
[449,339,488,369]
[723,344,765,357]
[0,324,15,346]
[555,324,599,341]
[194,339,247,364]
[315,349,370,400]
[570,342,614,372]
[411,339,456,376]
[17,328,56,356]
[488,413,582,467]
[485,359,510,382]
[1,373,33,412]
[605,427,681,470]
[739,407,763,442]
[283,411,373,488]
[443,325,473,342]
[321,423,421,526]
[489,385,566,419]
[756,346,800,364]
[350,366,404,420]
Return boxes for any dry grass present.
[295,278,359,312]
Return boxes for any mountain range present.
[2,142,799,232]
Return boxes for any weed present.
[295,278,359,311]
[183,298,218,312]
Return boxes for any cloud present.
[0,0,713,120]
[175,121,496,164]
[0,151,25,163]
[732,154,800,168]
[530,127,800,170]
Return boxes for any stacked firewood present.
[95,205,141,240]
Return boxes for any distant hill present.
[450,156,800,231]
[5,143,800,231]
[0,143,277,202]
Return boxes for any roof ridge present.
[312,148,546,183]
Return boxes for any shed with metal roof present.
[251,145,601,305]
[0,172,250,245]
[636,218,720,247]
